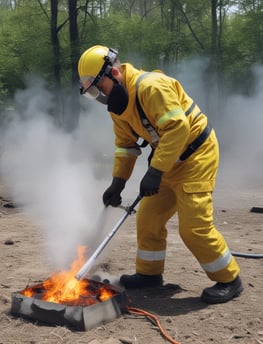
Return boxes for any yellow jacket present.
[111,63,208,180]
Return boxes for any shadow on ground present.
[125,283,208,316]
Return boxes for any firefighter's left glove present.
[103,177,126,207]
[140,166,163,197]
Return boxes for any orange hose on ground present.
[128,307,181,344]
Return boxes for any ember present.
[20,278,117,306]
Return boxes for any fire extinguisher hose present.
[231,251,263,259]
[128,307,181,344]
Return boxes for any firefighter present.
[78,45,243,304]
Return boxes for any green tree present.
[0,0,263,118]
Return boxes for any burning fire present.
[22,246,116,306]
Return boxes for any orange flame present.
[41,246,89,304]
[22,246,116,306]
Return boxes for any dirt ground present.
[0,180,262,344]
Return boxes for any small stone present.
[4,239,14,245]
[3,202,15,208]
[119,338,133,344]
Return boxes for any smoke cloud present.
[0,76,125,270]
[172,60,263,188]
[215,65,263,187]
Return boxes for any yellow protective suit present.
[110,63,240,283]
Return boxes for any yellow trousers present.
[136,130,240,283]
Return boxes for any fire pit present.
[11,278,128,331]
[10,246,128,331]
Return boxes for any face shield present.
[80,76,108,105]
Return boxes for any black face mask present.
[107,83,129,115]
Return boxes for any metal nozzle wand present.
[75,195,142,281]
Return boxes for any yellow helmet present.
[78,45,118,79]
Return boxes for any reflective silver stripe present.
[136,72,151,86]
[200,248,232,273]
[137,249,166,261]
[115,147,142,157]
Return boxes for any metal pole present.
[75,195,142,280]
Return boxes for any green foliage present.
[0,0,263,112]
[0,0,71,107]
[219,1,263,94]
[77,0,212,70]
[0,3,50,91]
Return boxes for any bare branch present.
[37,0,49,20]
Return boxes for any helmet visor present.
[80,76,108,104]
[80,76,101,100]
[80,84,100,100]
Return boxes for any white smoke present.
[0,76,125,270]
[172,59,263,188]
[211,65,263,188]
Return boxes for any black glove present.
[140,166,163,196]
[103,177,126,207]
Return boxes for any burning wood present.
[10,246,128,330]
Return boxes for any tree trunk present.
[64,0,80,133]
[211,0,217,55]
[50,0,64,126]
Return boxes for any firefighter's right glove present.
[103,177,126,207]
[140,166,163,196]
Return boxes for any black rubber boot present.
[201,276,243,304]
[120,273,163,289]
